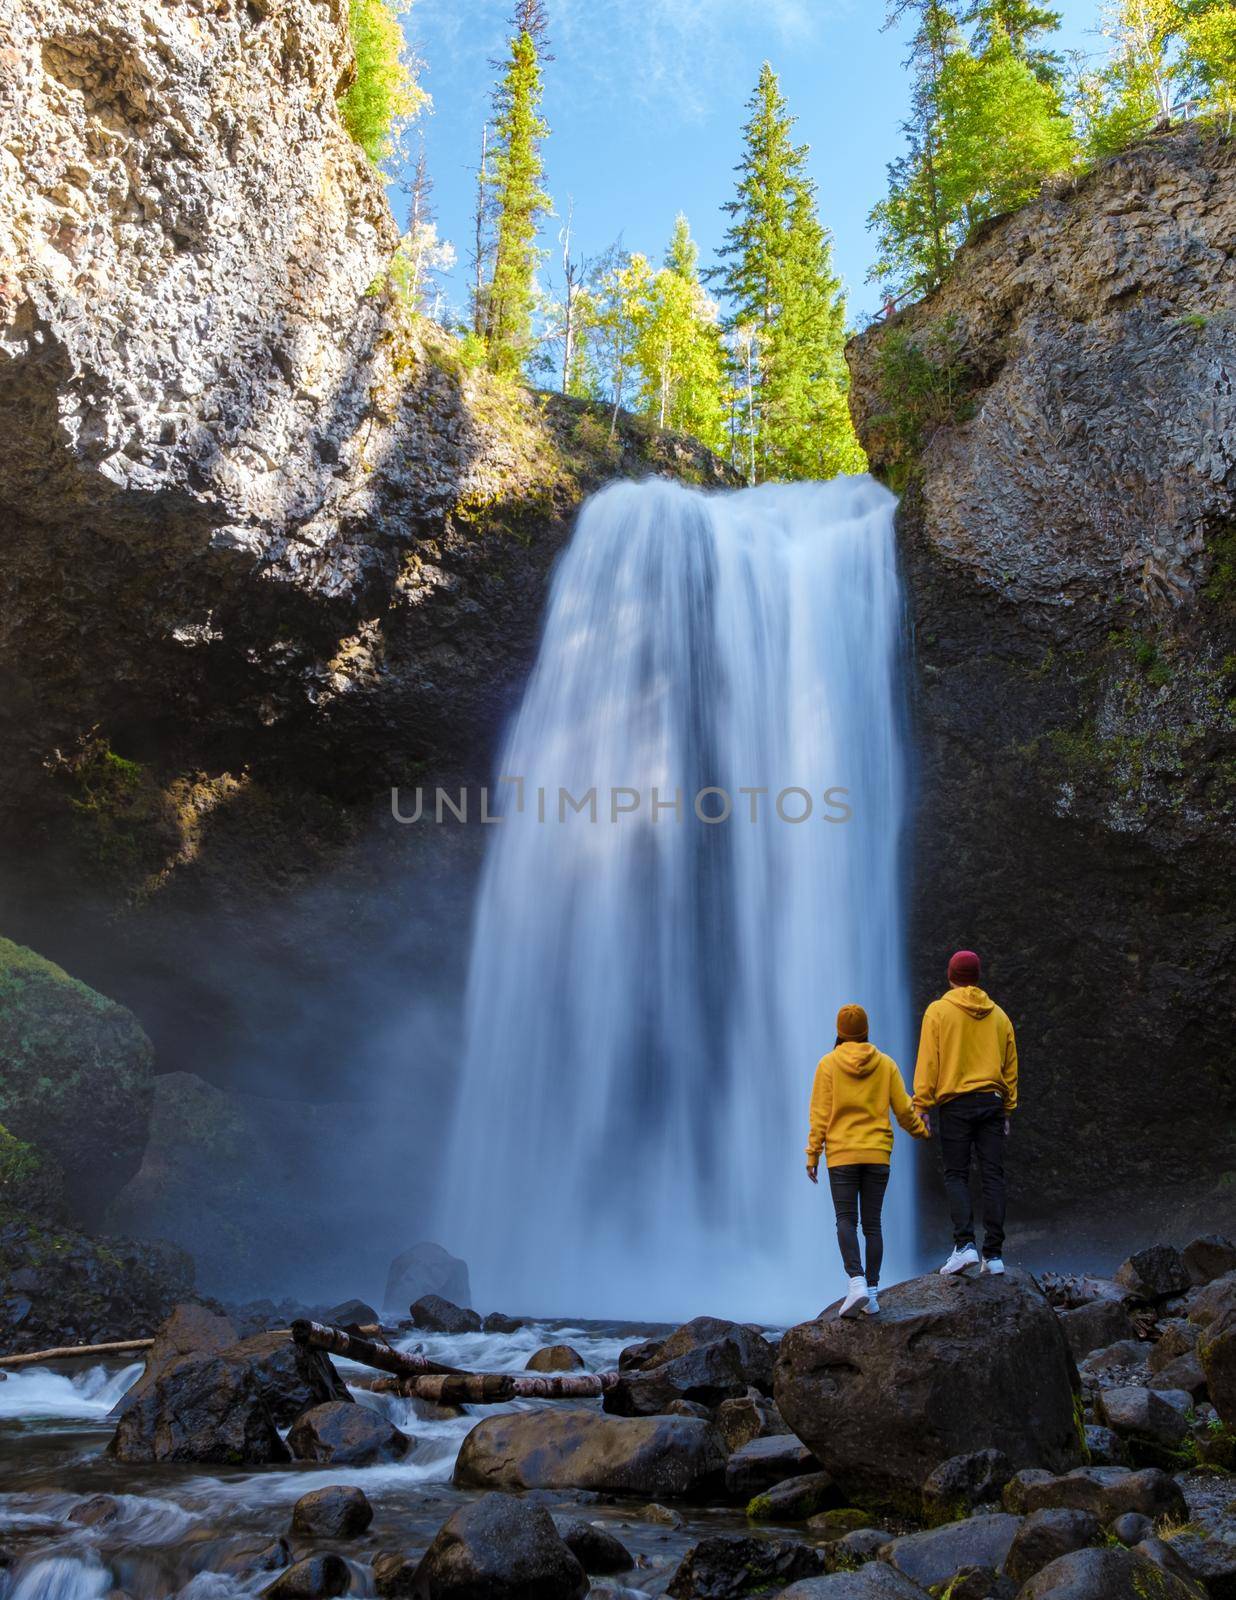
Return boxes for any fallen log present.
[397,1370,620,1404]
[292,1319,465,1379]
[0,1338,155,1369]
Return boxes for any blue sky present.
[390,0,1106,328]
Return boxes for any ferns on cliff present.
[340,0,427,168]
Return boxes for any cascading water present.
[441,475,913,1325]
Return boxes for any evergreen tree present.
[482,8,552,377]
[712,65,863,482]
[965,0,1064,82]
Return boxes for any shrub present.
[339,0,426,167]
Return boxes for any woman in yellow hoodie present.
[806,1003,929,1318]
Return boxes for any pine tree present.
[712,65,864,482]
[482,9,552,377]
[965,0,1064,82]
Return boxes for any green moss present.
[0,1124,67,1220]
[745,1493,773,1520]
[868,313,978,490]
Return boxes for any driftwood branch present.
[397,1370,620,1403]
[0,1338,155,1369]
[292,1319,465,1378]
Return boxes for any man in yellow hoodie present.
[807,1003,929,1318]
[913,949,1018,1278]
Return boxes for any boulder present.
[0,937,155,1221]
[746,1472,839,1522]
[288,1401,412,1466]
[779,1571,928,1599]
[1015,1546,1199,1598]
[1094,1386,1191,1464]
[1109,1513,1154,1545]
[605,1318,774,1417]
[1080,1427,1127,1467]
[666,1534,828,1598]
[1151,1322,1201,1370]
[1076,1341,1151,1389]
[110,1350,289,1464]
[483,1312,527,1334]
[263,1554,350,1598]
[1148,1352,1207,1398]
[774,1272,1082,1510]
[1132,1536,1206,1590]
[1115,1247,1191,1303]
[1183,1236,1236,1288]
[526,1344,585,1373]
[216,1539,291,1578]
[667,1399,714,1419]
[384,1243,471,1316]
[373,1552,419,1598]
[67,1496,122,1529]
[552,1518,634,1575]
[725,1434,820,1498]
[409,1493,586,1600]
[1200,1311,1236,1427]
[454,1407,727,1500]
[408,1295,481,1334]
[319,1299,379,1328]
[1189,1272,1236,1329]
[1177,1531,1236,1597]
[1002,1466,1187,1524]
[1004,1510,1102,1585]
[1058,1302,1136,1362]
[715,1394,790,1453]
[290,1486,373,1539]
[224,1330,352,1427]
[879,1514,1022,1590]
[115,1302,238,1413]
[922,1449,1013,1525]
[0,1125,68,1221]
[641,1502,685,1527]
[933,1572,1010,1600]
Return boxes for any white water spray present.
[442,476,913,1324]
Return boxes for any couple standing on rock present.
[805,949,1020,1319]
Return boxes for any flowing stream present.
[442,476,914,1323]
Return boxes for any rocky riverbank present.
[2,1240,1234,1598]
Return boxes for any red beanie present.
[948,949,982,984]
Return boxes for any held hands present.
[806,1163,819,1185]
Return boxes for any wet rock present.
[68,1495,123,1528]
[406,1395,465,1422]
[1115,1247,1192,1304]
[217,1540,291,1578]
[455,1407,727,1500]
[619,1337,665,1373]
[410,1492,586,1600]
[1015,1545,1199,1598]
[1002,1466,1187,1524]
[666,1399,713,1419]
[482,1312,526,1334]
[1109,1512,1155,1545]
[1094,1386,1191,1464]
[1132,1536,1205,1588]
[1076,1341,1151,1393]
[384,1245,471,1319]
[1058,1302,1136,1362]
[373,1551,419,1598]
[1177,1531,1236,1596]
[725,1434,820,1498]
[880,1514,1022,1590]
[288,1401,412,1466]
[1152,1352,1208,1399]
[1189,1272,1236,1329]
[714,1394,789,1453]
[408,1295,482,1334]
[223,1330,352,1428]
[1200,1310,1236,1427]
[263,1553,350,1598]
[552,1518,634,1574]
[922,1449,1013,1525]
[605,1318,774,1417]
[1081,1426,1127,1467]
[1184,1237,1236,1289]
[111,1350,289,1464]
[320,1299,379,1328]
[938,1571,1012,1600]
[1004,1509,1102,1585]
[641,1503,685,1528]
[833,1528,894,1563]
[291,1486,373,1539]
[665,1534,828,1597]
[775,1272,1082,1509]
[1151,1322,1201,1371]
[809,1508,875,1540]
[779,1570,927,1599]
[746,1471,840,1522]
[526,1344,585,1373]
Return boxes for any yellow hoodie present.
[806,1042,928,1169]
[913,987,1019,1113]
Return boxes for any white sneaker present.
[864,1289,880,1315]
[940,1245,982,1277]
[839,1277,869,1318]
[982,1257,1006,1275]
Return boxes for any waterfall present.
[441,475,913,1325]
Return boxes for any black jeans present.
[938,1090,1007,1257]
[827,1163,890,1285]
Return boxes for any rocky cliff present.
[849,126,1236,1213]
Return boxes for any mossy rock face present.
[0,937,154,1223]
[0,1124,68,1221]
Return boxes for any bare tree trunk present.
[291,1320,464,1379]
[472,124,489,337]
[0,1338,154,1368]
[396,1370,620,1403]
